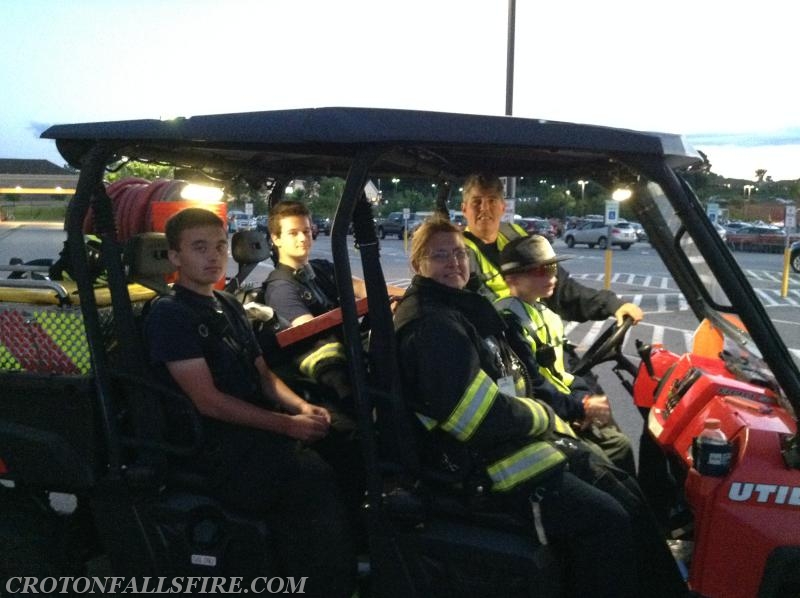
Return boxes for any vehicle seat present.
[370,387,563,597]
[226,230,270,298]
[124,232,175,295]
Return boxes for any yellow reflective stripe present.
[463,224,525,300]
[498,223,527,246]
[561,369,574,387]
[515,397,551,437]
[463,236,510,300]
[299,341,347,378]
[549,372,572,394]
[539,306,574,387]
[487,442,566,492]
[553,416,577,438]
[440,370,497,441]
[416,413,438,430]
[499,297,574,393]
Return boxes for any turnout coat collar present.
[394,275,506,339]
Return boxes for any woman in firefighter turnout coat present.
[393,216,687,598]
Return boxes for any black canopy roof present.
[41,107,702,183]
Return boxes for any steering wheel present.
[570,316,634,377]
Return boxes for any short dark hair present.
[268,201,310,237]
[164,207,225,250]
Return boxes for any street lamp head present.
[612,188,632,202]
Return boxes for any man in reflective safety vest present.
[460,173,644,326]
[495,235,635,475]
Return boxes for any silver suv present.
[564,220,637,249]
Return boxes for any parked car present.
[564,215,603,233]
[790,240,800,273]
[713,221,727,242]
[227,210,255,233]
[563,220,637,249]
[517,217,555,242]
[723,220,749,233]
[313,216,331,236]
[725,225,786,253]
[450,211,467,231]
[549,218,565,238]
[376,211,430,239]
[629,221,648,243]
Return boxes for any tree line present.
[104,161,799,224]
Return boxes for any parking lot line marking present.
[745,269,762,280]
[652,325,665,346]
[755,288,779,306]
[683,331,694,351]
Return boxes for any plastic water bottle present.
[692,418,732,477]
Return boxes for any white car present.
[227,211,255,232]
[563,220,637,249]
[713,221,727,242]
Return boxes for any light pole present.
[505,0,516,117]
[577,180,587,214]
[505,0,517,200]
[392,178,400,196]
[603,188,632,289]
[743,184,755,218]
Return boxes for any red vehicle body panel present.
[636,349,798,598]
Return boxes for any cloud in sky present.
[692,143,800,182]
[688,129,800,148]
[686,129,800,181]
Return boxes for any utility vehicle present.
[1,108,798,597]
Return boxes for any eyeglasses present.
[424,248,470,263]
[528,263,558,277]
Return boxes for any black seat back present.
[125,232,175,295]
[227,230,270,293]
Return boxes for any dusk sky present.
[2,0,798,181]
